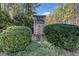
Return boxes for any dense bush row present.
[0,26,32,53]
[44,24,79,51]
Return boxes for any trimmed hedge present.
[0,26,32,53]
[44,24,79,51]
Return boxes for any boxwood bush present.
[0,26,32,53]
[44,24,79,51]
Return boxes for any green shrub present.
[0,26,32,53]
[0,11,14,30]
[44,24,79,51]
[14,15,33,31]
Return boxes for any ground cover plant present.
[10,41,60,56]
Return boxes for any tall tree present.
[45,3,79,25]
[0,3,40,31]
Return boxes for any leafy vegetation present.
[13,14,33,31]
[10,41,60,56]
[0,3,39,31]
[0,3,79,56]
[45,3,79,25]
[44,24,79,51]
[0,26,32,54]
[0,11,14,30]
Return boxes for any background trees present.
[45,3,79,26]
[0,3,39,30]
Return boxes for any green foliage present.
[0,11,14,29]
[0,26,32,53]
[0,3,39,31]
[13,15,33,30]
[0,11,33,31]
[10,41,60,56]
[45,3,79,25]
[44,24,79,51]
